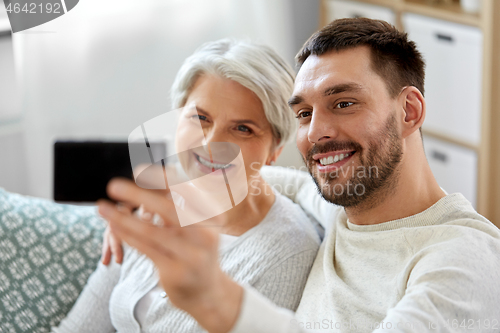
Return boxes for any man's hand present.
[97,178,243,333]
[101,204,156,265]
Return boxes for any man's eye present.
[335,102,354,109]
[237,125,251,133]
[295,111,312,119]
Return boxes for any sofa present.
[0,188,106,332]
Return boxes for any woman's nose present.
[201,127,227,147]
[201,128,239,162]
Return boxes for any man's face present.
[290,46,403,207]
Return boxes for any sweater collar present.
[344,193,474,232]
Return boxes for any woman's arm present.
[260,166,340,229]
[260,166,310,203]
[51,251,122,332]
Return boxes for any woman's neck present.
[202,174,275,236]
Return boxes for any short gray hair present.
[171,39,296,148]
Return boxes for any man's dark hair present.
[296,18,425,97]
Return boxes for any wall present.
[0,0,320,198]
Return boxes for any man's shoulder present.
[403,208,500,277]
[400,192,497,242]
[404,214,500,252]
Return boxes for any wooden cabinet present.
[321,0,500,227]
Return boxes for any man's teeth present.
[197,155,230,169]
[319,152,352,166]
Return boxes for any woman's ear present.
[400,86,425,139]
[266,144,284,166]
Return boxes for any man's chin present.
[312,178,368,207]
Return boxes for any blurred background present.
[0,0,320,199]
[1,0,499,225]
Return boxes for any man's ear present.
[400,86,425,138]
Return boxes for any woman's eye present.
[237,125,251,133]
[335,101,354,109]
[192,114,207,121]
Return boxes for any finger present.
[108,218,177,265]
[109,233,124,264]
[142,211,153,221]
[140,204,153,222]
[99,201,202,262]
[117,202,134,215]
[101,231,112,265]
[107,179,179,227]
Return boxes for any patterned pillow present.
[0,188,106,332]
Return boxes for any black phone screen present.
[53,141,165,202]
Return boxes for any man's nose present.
[307,108,338,144]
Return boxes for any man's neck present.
[346,154,446,226]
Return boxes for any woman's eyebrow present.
[193,106,262,129]
[194,106,210,116]
[231,119,261,128]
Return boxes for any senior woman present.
[52,39,320,332]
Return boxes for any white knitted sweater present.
[230,167,500,333]
[53,191,320,333]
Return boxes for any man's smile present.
[310,149,358,173]
[314,150,356,166]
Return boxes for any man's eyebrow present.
[324,83,363,96]
[288,83,363,107]
[288,95,303,107]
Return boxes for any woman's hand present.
[97,178,243,333]
[101,226,124,265]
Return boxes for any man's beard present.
[304,114,403,208]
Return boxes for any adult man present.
[99,18,500,332]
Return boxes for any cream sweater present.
[232,167,500,333]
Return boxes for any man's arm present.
[229,286,317,333]
[98,178,325,333]
[231,231,500,333]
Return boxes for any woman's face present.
[175,74,279,186]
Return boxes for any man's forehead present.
[293,47,375,95]
[297,47,372,77]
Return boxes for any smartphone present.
[53,140,166,202]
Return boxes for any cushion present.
[0,188,106,332]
